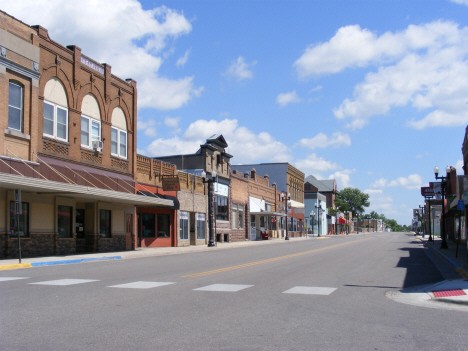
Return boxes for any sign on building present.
[162,176,180,191]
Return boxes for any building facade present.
[0,11,173,259]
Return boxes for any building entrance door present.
[125,214,133,250]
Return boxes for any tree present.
[335,188,370,216]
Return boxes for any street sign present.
[14,189,21,215]
[457,200,465,211]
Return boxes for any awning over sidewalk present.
[0,173,174,207]
[250,211,286,217]
[338,217,347,224]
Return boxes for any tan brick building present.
[0,11,173,258]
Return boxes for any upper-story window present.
[43,78,69,142]
[8,81,23,131]
[111,107,127,159]
[80,94,101,148]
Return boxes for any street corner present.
[385,279,468,312]
[0,263,32,270]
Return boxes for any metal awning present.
[250,211,286,217]
[0,173,174,207]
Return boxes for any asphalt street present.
[1,232,467,351]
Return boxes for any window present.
[8,82,23,131]
[232,205,238,229]
[215,196,228,221]
[9,201,29,237]
[81,116,100,148]
[238,205,244,229]
[180,211,189,240]
[76,209,85,239]
[141,213,155,238]
[111,127,127,158]
[196,213,206,239]
[44,101,68,141]
[58,205,73,238]
[99,210,111,238]
[157,214,170,238]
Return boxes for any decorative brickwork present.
[81,149,102,164]
[43,139,70,156]
[111,157,129,172]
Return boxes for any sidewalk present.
[387,234,468,312]
[0,236,316,270]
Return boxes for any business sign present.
[214,183,229,197]
[162,176,180,191]
[294,208,305,215]
[421,187,434,197]
[287,201,292,213]
[413,209,419,217]
[457,200,465,211]
[432,182,442,200]
[81,57,105,74]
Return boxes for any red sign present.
[421,187,435,197]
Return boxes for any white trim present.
[43,100,69,142]
[111,126,127,159]
[8,81,23,132]
[81,115,101,149]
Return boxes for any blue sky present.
[5,0,468,225]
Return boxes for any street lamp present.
[419,202,425,238]
[310,211,315,237]
[344,211,349,235]
[281,192,290,240]
[434,166,450,249]
[315,201,323,237]
[201,170,216,247]
[356,213,359,234]
[335,206,339,235]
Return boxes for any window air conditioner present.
[92,140,103,151]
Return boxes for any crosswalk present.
[0,276,337,295]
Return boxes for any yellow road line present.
[182,238,369,278]
[0,263,32,270]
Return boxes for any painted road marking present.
[29,279,99,286]
[194,284,253,292]
[0,277,30,282]
[283,286,337,295]
[182,238,369,278]
[108,281,175,289]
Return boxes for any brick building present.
[231,163,305,237]
[0,11,173,259]
[155,134,232,243]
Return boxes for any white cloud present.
[294,154,341,179]
[299,132,351,149]
[2,0,203,110]
[372,174,425,190]
[176,49,191,67]
[450,0,468,5]
[371,178,388,189]
[137,119,158,137]
[455,159,464,171]
[329,169,354,189]
[225,56,257,81]
[308,86,323,93]
[295,20,468,129]
[364,189,396,215]
[276,91,302,107]
[164,116,180,128]
[144,119,291,163]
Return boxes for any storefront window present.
[196,213,206,239]
[238,205,244,229]
[76,209,85,238]
[141,213,155,238]
[157,214,170,238]
[232,205,238,229]
[215,196,228,221]
[180,211,189,240]
[58,205,73,238]
[9,201,29,237]
[99,210,111,238]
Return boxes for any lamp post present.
[419,203,425,238]
[427,198,433,242]
[335,206,339,235]
[281,192,290,240]
[356,213,359,234]
[310,211,315,237]
[344,211,349,235]
[201,170,216,247]
[315,201,322,237]
[434,166,450,249]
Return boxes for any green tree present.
[335,187,370,216]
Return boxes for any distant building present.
[304,175,337,209]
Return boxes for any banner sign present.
[162,176,180,191]
[432,182,442,200]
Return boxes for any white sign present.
[214,183,229,197]
[196,213,205,221]
[81,57,105,74]
[180,211,189,220]
[250,197,265,213]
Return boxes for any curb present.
[0,256,121,270]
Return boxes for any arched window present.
[111,107,127,159]
[43,77,68,141]
[80,94,101,149]
[8,81,23,131]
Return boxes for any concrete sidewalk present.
[0,236,321,270]
[387,234,468,312]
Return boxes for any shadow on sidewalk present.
[396,246,444,288]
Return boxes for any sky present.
[3,0,468,225]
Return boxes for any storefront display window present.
[10,201,29,237]
[58,205,73,238]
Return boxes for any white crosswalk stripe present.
[108,281,175,289]
[283,286,337,295]
[0,277,29,282]
[29,279,99,286]
[194,284,253,292]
